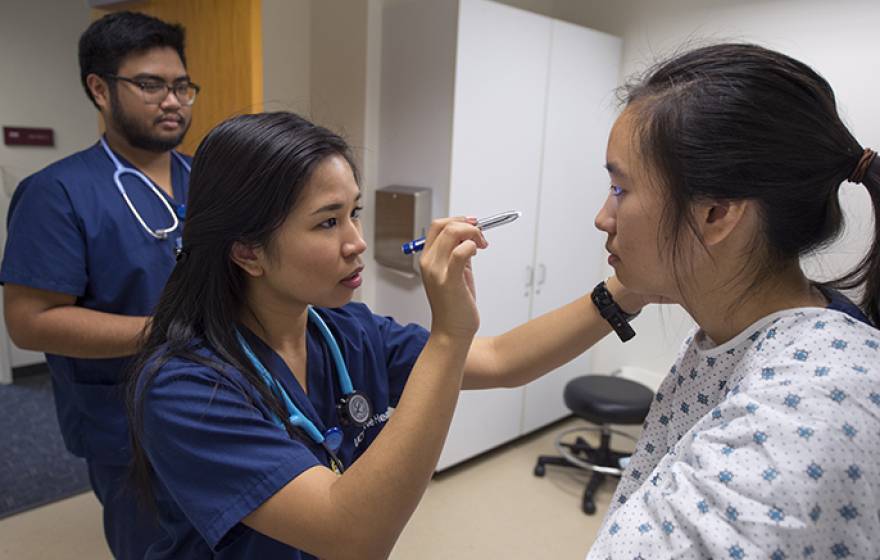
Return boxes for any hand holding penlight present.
[401,210,522,254]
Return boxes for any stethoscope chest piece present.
[338,390,373,427]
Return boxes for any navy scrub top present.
[0,140,190,464]
[139,303,429,559]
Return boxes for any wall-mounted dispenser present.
[374,185,431,275]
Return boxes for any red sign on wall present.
[3,127,55,147]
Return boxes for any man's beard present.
[110,89,189,153]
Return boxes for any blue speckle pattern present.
[725,505,739,522]
[839,504,859,521]
[697,499,709,514]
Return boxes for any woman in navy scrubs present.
[129,112,647,559]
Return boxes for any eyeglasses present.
[104,75,200,106]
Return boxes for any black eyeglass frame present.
[104,74,201,106]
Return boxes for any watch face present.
[347,393,372,425]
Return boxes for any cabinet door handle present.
[536,264,546,294]
[524,265,534,297]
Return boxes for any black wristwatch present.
[591,281,638,342]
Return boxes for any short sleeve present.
[141,362,322,551]
[371,312,429,406]
[0,174,88,296]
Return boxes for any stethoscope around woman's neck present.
[99,136,189,245]
[236,307,374,474]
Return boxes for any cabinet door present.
[521,21,622,433]
[438,0,551,470]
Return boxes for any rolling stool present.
[534,374,653,514]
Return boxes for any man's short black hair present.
[78,11,186,109]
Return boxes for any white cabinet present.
[376,0,621,470]
[519,15,623,434]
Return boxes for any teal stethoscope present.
[235,307,374,475]
[99,137,189,255]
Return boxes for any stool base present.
[534,426,636,515]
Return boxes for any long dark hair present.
[127,112,358,505]
[621,43,880,323]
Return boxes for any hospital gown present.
[587,307,880,559]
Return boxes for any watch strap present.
[591,281,637,342]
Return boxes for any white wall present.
[0,0,97,372]
[582,0,880,387]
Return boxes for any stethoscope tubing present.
[236,307,361,453]
[236,328,327,444]
[100,137,190,240]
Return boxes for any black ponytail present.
[829,152,880,325]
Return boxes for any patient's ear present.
[695,199,751,247]
[230,242,264,277]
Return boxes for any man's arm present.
[4,283,148,359]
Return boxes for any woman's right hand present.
[418,217,487,340]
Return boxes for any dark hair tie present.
[849,148,877,184]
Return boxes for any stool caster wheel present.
[582,499,596,515]
[534,463,546,477]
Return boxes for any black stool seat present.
[564,375,654,425]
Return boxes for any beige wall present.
[262,0,311,115]
[308,0,381,305]
[493,0,630,35]
[261,0,382,304]
[0,1,97,194]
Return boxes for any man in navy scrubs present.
[0,11,196,559]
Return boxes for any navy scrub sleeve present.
[0,142,190,464]
[139,302,429,559]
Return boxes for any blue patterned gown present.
[587,307,880,559]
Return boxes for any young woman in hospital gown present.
[587,43,880,559]
[126,111,652,559]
